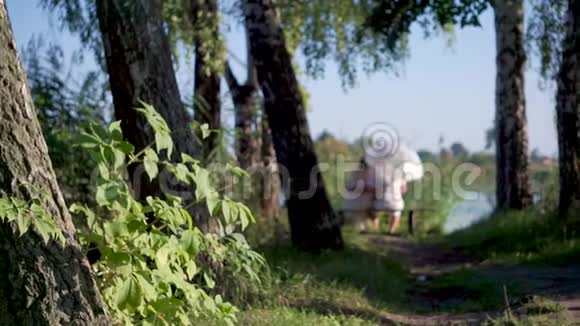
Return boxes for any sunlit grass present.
[443,209,580,264]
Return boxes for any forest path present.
[362,234,580,325]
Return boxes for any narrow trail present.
[361,234,580,325]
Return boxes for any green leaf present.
[203,273,216,289]
[155,133,174,158]
[226,164,249,177]
[112,148,125,170]
[34,217,58,244]
[200,123,210,139]
[17,211,32,236]
[150,298,183,316]
[144,148,159,181]
[91,123,109,142]
[115,141,135,155]
[134,273,157,301]
[104,221,128,238]
[239,208,250,231]
[174,163,190,183]
[205,195,219,215]
[144,148,159,163]
[155,245,171,268]
[97,162,110,180]
[221,201,232,224]
[185,260,198,280]
[136,102,174,158]
[116,276,143,311]
[194,169,211,200]
[180,230,201,256]
[78,132,101,149]
[181,153,199,164]
[109,121,124,141]
[96,183,119,206]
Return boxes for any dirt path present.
[363,234,580,325]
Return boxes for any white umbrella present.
[364,143,423,182]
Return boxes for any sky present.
[6,1,558,156]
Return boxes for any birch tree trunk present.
[0,3,110,324]
[243,0,343,250]
[494,0,533,209]
[556,0,580,218]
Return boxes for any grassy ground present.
[236,228,508,324]
[237,228,412,324]
[442,209,580,264]
[234,207,580,325]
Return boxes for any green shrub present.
[72,104,268,325]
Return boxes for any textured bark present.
[224,60,280,219]
[96,0,211,230]
[260,114,280,219]
[0,4,110,324]
[225,62,259,169]
[556,0,580,218]
[244,0,343,250]
[494,0,533,210]
[192,0,222,162]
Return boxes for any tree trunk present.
[260,114,280,219]
[96,0,211,230]
[243,0,343,250]
[224,62,259,170]
[0,4,110,324]
[556,0,580,218]
[192,0,222,162]
[224,60,280,219]
[494,0,533,209]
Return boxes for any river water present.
[443,193,494,233]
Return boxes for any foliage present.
[526,0,567,84]
[164,0,226,76]
[73,104,267,325]
[418,149,437,161]
[39,0,103,65]
[273,0,413,88]
[404,159,458,235]
[314,133,363,208]
[364,0,489,67]
[531,165,559,213]
[23,37,109,205]
[0,196,66,245]
[450,142,469,158]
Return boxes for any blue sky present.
[6,1,557,156]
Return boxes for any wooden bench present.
[336,208,435,235]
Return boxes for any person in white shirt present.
[373,165,408,234]
[343,158,408,233]
[343,159,376,232]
